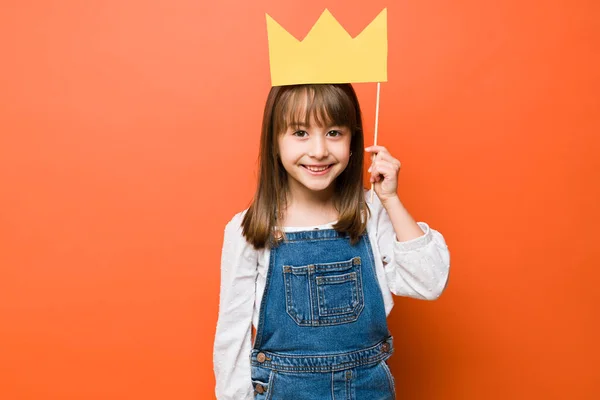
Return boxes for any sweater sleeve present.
[372,196,450,300]
[213,212,257,400]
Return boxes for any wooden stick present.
[370,82,381,203]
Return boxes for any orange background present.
[1,0,599,399]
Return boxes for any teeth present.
[305,165,329,172]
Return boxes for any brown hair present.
[242,84,368,249]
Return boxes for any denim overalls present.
[250,228,396,399]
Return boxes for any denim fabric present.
[251,229,395,399]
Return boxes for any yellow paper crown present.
[266,9,388,86]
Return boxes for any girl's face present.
[278,114,352,198]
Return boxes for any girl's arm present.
[367,145,450,300]
[213,212,257,400]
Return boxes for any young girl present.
[213,84,450,399]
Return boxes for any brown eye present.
[293,130,308,137]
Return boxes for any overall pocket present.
[379,360,396,398]
[283,256,364,326]
[251,366,274,399]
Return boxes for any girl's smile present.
[301,164,334,174]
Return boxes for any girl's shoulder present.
[221,210,261,265]
[222,209,261,255]
[224,209,249,234]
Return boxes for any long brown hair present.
[242,84,368,249]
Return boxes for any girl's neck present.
[281,186,338,227]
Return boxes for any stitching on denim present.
[284,258,355,273]
[282,257,365,327]
[251,337,392,359]
[284,269,303,325]
[253,245,278,348]
[265,369,275,400]
[251,351,389,373]
[345,368,352,400]
[331,371,335,400]
[317,272,358,316]
[380,360,396,397]
[249,340,395,373]
[362,235,378,278]
[283,232,369,243]
[308,264,316,324]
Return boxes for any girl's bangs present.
[275,86,356,133]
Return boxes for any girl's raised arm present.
[366,145,450,299]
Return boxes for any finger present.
[369,162,381,182]
[371,159,399,174]
[365,145,389,156]
[370,173,383,183]
[370,160,398,183]
[367,147,401,168]
[373,162,397,180]
[372,151,398,166]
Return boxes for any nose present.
[308,136,329,159]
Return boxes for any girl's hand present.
[365,145,401,205]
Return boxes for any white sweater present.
[213,194,451,400]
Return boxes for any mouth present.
[301,164,333,175]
